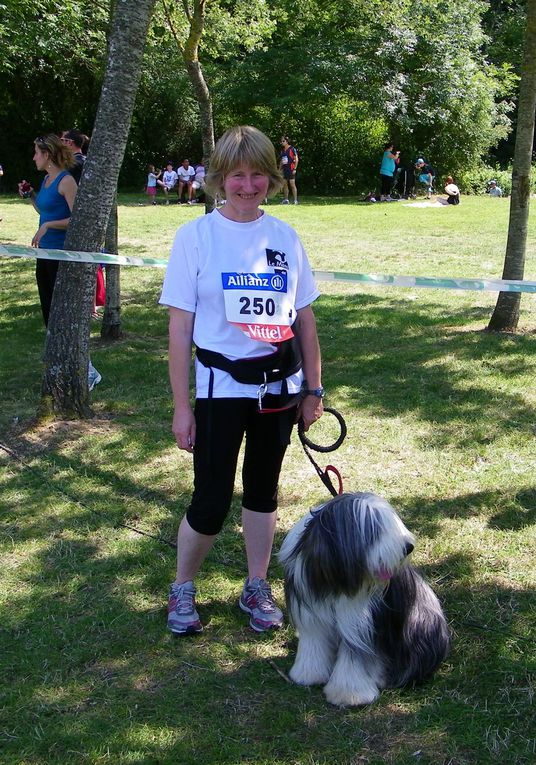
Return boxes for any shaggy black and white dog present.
[279,492,450,707]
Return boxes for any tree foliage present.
[0,0,526,192]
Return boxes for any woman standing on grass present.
[18,134,77,327]
[379,141,400,201]
[160,125,324,636]
[18,134,102,391]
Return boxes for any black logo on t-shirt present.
[266,248,289,270]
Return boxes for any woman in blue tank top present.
[18,134,77,326]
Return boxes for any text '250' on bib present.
[222,271,295,342]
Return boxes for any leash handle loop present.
[297,406,347,453]
[298,407,347,497]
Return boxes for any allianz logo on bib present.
[222,272,287,292]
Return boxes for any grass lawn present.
[0,194,535,765]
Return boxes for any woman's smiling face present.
[220,164,269,222]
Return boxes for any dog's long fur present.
[279,492,450,706]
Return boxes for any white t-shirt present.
[159,210,320,399]
[177,165,195,183]
[162,169,178,188]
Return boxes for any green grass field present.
[1,194,535,765]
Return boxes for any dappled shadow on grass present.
[3,522,535,765]
[315,292,536,449]
[391,487,536,536]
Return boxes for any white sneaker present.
[281,199,290,205]
[293,200,299,205]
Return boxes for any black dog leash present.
[298,407,347,497]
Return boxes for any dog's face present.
[296,492,416,597]
[355,495,416,582]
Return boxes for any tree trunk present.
[488,0,536,332]
[42,0,156,417]
[164,0,216,212]
[101,196,122,340]
[184,58,216,213]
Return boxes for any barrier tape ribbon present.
[1,243,536,293]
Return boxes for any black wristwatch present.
[303,386,325,398]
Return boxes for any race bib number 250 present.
[222,272,296,342]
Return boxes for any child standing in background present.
[146,164,161,205]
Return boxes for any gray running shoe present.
[280,198,290,205]
[239,577,283,632]
[167,581,203,635]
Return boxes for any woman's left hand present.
[298,395,324,432]
[32,224,48,247]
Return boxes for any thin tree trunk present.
[488,0,536,332]
[42,0,155,417]
[101,196,122,340]
[164,0,216,212]
[184,58,216,213]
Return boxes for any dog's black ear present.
[295,500,367,597]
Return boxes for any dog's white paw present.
[323,683,380,707]
[289,663,331,687]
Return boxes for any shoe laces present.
[245,578,276,613]
[172,583,196,614]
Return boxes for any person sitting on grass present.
[158,162,178,205]
[177,158,196,204]
[444,176,460,205]
[190,159,206,203]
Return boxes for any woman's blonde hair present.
[34,134,75,170]
[206,125,283,197]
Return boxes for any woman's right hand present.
[18,180,33,198]
[172,405,196,453]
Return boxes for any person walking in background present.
[60,129,89,184]
[160,125,323,636]
[177,158,195,203]
[158,162,178,204]
[146,164,161,205]
[280,136,299,205]
[379,142,400,202]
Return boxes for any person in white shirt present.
[160,125,324,636]
[444,175,460,205]
[158,162,178,205]
[488,180,503,197]
[177,158,196,203]
[190,159,206,203]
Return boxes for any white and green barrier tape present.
[1,243,535,294]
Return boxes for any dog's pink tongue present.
[376,568,392,580]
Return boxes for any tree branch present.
[162,0,184,54]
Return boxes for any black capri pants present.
[186,397,297,536]
[380,173,394,196]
